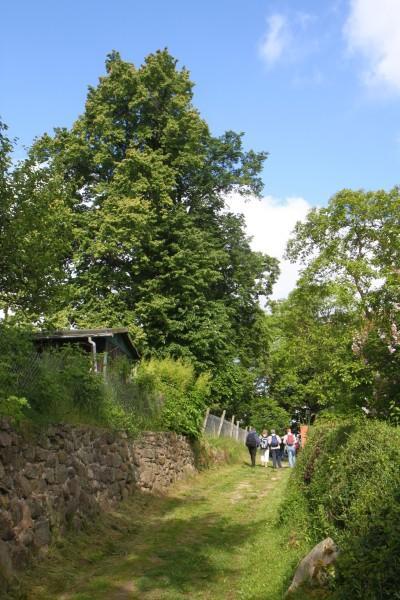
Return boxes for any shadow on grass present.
[8,487,265,599]
[130,513,264,596]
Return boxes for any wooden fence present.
[202,409,248,443]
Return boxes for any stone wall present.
[0,419,196,581]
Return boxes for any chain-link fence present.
[202,409,248,443]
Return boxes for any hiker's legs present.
[271,449,277,468]
[276,450,282,468]
[248,446,257,467]
[288,446,296,467]
[260,448,269,466]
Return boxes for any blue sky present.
[2,0,400,296]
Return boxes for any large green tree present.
[266,279,370,413]
[281,187,400,416]
[0,121,72,319]
[23,50,278,375]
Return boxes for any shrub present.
[0,325,129,430]
[134,358,210,437]
[291,417,400,599]
[0,396,30,423]
[26,347,106,423]
[0,324,35,400]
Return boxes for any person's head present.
[287,428,292,433]
[250,426,256,432]
[271,429,275,435]
[262,429,268,436]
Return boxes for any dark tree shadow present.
[7,487,267,599]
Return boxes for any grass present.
[8,451,312,600]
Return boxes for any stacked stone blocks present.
[0,419,196,580]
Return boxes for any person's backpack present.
[260,436,269,450]
[287,433,295,446]
[270,434,279,448]
[246,431,258,448]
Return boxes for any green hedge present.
[289,417,400,599]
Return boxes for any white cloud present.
[258,11,319,71]
[259,14,291,66]
[344,0,400,93]
[226,193,312,300]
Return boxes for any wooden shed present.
[34,328,140,376]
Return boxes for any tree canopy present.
[267,187,400,418]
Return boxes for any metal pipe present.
[88,336,97,373]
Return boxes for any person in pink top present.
[283,428,297,467]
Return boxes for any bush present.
[134,358,210,437]
[0,396,30,423]
[26,347,106,423]
[0,324,35,400]
[290,417,400,599]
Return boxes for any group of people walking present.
[245,427,300,469]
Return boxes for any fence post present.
[236,419,240,441]
[230,415,235,438]
[217,410,226,437]
[102,351,108,380]
[202,407,210,433]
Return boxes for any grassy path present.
[13,460,308,600]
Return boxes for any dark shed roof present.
[34,328,140,360]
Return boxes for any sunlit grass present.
[8,455,314,600]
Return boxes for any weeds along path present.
[15,461,304,600]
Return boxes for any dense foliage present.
[248,397,290,433]
[135,357,210,437]
[0,324,208,437]
[0,122,72,320]
[266,280,370,414]
[267,187,400,419]
[285,418,400,599]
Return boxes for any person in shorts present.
[259,429,269,467]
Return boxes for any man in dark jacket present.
[245,427,260,467]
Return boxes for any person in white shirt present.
[259,429,269,467]
[283,428,297,467]
[267,429,282,468]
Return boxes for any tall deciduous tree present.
[266,279,370,413]
[24,51,278,374]
[282,187,400,416]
